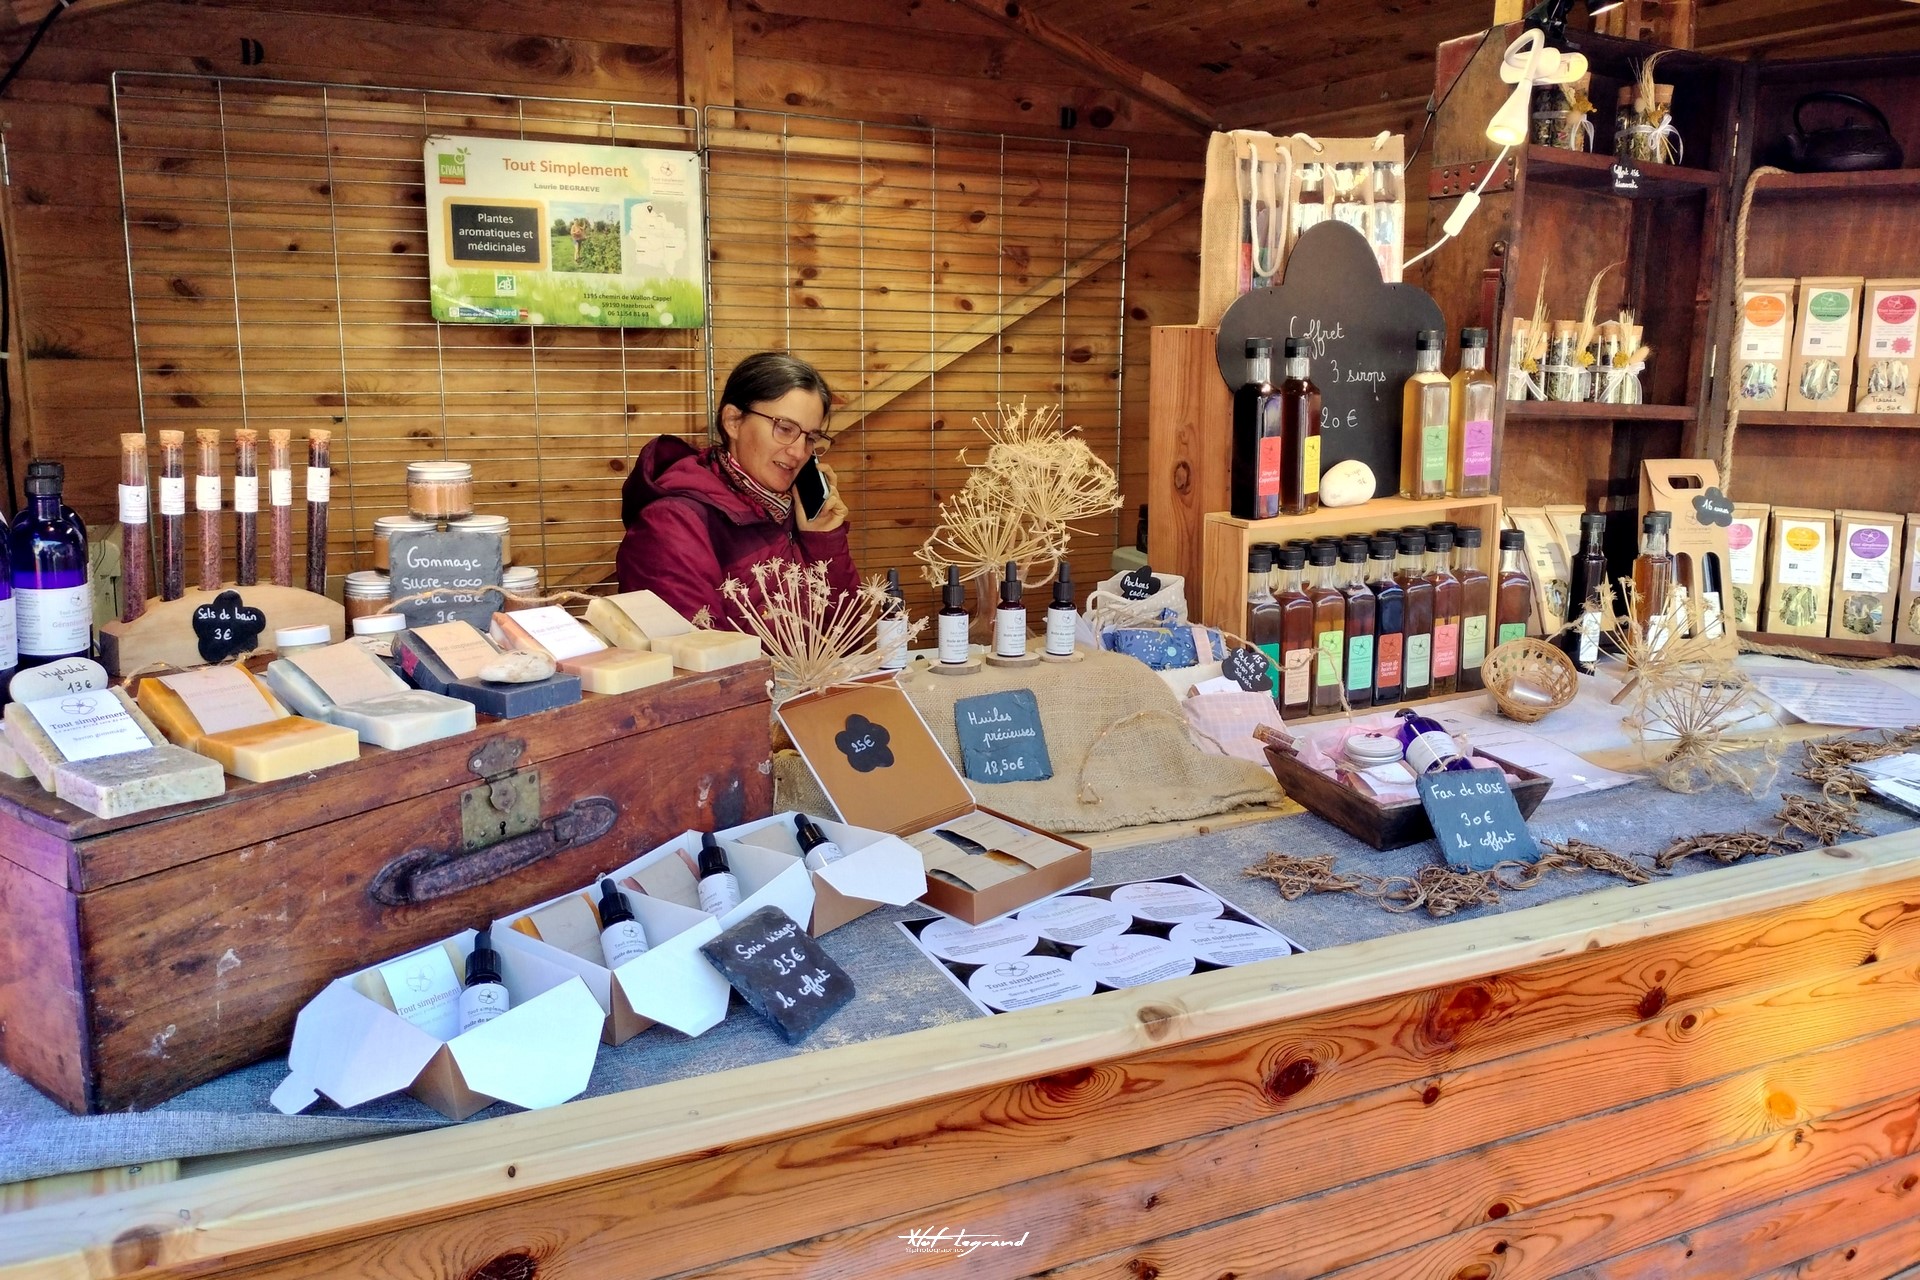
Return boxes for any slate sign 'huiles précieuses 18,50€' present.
[953,688,1053,783]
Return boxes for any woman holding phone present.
[618,351,858,630]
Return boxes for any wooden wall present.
[0,0,1206,606]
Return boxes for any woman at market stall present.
[618,351,858,630]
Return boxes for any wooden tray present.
[1263,743,1553,851]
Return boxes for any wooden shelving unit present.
[1505,401,1696,422]
[1748,168,1920,197]
[1737,410,1920,430]
[1522,145,1721,196]
[1739,631,1920,663]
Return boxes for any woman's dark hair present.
[713,351,833,446]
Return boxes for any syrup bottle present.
[1368,537,1404,706]
[1307,545,1345,715]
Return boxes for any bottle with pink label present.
[1448,327,1497,498]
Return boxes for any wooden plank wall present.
[0,0,1206,608]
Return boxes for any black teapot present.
[1783,91,1904,173]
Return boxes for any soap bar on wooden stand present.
[55,746,225,818]
[3,689,168,791]
[264,654,477,750]
[653,630,763,672]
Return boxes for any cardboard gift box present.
[271,929,605,1121]
[720,809,930,935]
[496,878,732,1046]
[1639,459,1737,658]
[777,677,1091,924]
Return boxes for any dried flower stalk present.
[721,559,926,699]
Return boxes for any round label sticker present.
[1878,293,1918,326]
[1850,527,1891,560]
[968,955,1096,1011]
[1786,525,1822,553]
[1018,895,1132,945]
[1727,522,1755,551]
[1172,919,1297,967]
[1109,880,1225,923]
[1808,290,1851,322]
[1070,934,1197,989]
[918,916,1041,965]
[1744,294,1786,327]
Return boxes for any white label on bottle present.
[118,484,148,525]
[306,466,330,504]
[994,607,1027,658]
[938,612,971,664]
[1577,610,1600,665]
[232,476,259,514]
[16,584,92,656]
[1046,606,1077,656]
[1403,727,1459,775]
[270,469,293,507]
[158,476,186,516]
[1776,521,1829,588]
[0,597,15,670]
[195,475,221,511]
[876,616,908,671]
[802,839,847,871]
[600,920,650,969]
[457,982,510,1033]
[698,871,742,917]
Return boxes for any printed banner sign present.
[424,134,704,328]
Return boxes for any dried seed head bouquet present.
[916,399,1123,594]
[722,561,926,701]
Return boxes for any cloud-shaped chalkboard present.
[835,714,894,772]
[1215,221,1444,493]
[192,590,267,665]
[1693,486,1734,527]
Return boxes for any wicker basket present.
[1481,637,1578,722]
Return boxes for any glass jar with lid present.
[274,623,333,655]
[343,569,392,625]
[372,515,433,571]
[501,563,539,610]
[451,512,512,566]
[350,611,406,659]
[406,461,474,521]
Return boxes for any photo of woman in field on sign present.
[549,202,621,274]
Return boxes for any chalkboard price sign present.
[1417,767,1542,871]
[192,590,268,664]
[1222,645,1274,693]
[700,906,855,1044]
[1215,221,1444,491]
[1119,566,1162,602]
[1611,162,1642,194]
[1693,486,1734,527]
[954,688,1053,783]
[387,528,505,631]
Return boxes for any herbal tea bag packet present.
[1897,515,1920,646]
[1856,280,1920,414]
[1765,508,1835,636]
[1728,504,1771,631]
[1830,510,1901,642]
[1786,277,1863,412]
[1733,280,1796,412]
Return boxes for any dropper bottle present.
[1046,563,1077,657]
[597,878,650,968]
[457,928,510,1033]
[938,566,970,665]
[876,567,908,672]
[697,832,743,916]
[994,561,1027,659]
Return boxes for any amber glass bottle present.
[1246,545,1281,688]
[1495,529,1533,647]
[1274,544,1315,718]
[1396,530,1434,701]
[1339,542,1376,711]
[1307,546,1346,715]
[1278,338,1322,515]
[1454,526,1492,691]
[1426,528,1462,696]
[1369,537,1404,706]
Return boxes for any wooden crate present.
[1262,743,1552,850]
[0,662,774,1114]
[1200,493,1505,635]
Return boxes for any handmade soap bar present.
[137,667,288,746]
[265,659,475,749]
[263,658,403,721]
[54,744,225,818]
[4,688,167,791]
[196,716,360,782]
[0,734,30,780]
[586,591,694,650]
[396,627,582,718]
[652,630,762,672]
[491,609,673,693]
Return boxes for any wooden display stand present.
[1146,324,1232,623]
[97,584,345,676]
[1200,494,1504,637]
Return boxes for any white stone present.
[478,650,556,683]
[1319,459,1376,508]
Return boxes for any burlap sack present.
[774,649,1283,835]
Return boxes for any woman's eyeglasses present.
[743,408,832,455]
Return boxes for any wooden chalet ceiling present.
[1010,0,1920,133]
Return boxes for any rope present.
[1737,634,1920,670]
[1719,165,1788,490]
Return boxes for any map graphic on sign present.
[423,135,704,328]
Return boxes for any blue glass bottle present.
[0,539,16,705]
[1396,708,1475,774]
[10,460,91,670]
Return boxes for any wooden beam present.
[677,0,735,111]
[945,0,1220,133]
[834,184,1203,430]
[0,0,149,32]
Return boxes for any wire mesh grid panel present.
[704,108,1130,608]
[112,73,705,592]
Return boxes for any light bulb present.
[1486,83,1532,147]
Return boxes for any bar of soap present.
[585,592,695,651]
[653,629,762,672]
[54,745,225,818]
[196,717,361,782]
[264,658,408,721]
[136,668,289,747]
[395,629,581,718]
[331,691,476,750]
[584,597,652,650]
[557,647,674,694]
[0,733,31,780]
[4,689,168,791]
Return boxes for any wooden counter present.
[5,825,1920,1278]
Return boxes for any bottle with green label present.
[1400,329,1450,500]
[1307,545,1345,715]
[1495,528,1533,649]
[1339,542,1376,710]
[1454,526,1491,691]
[1246,546,1281,691]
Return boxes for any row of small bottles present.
[0,461,92,703]
[1230,328,1499,521]
[1244,523,1534,717]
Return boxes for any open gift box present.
[719,809,929,935]
[1262,718,1553,852]
[778,676,1091,924]
[494,878,733,1046]
[270,929,604,1121]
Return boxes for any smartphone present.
[793,457,829,520]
